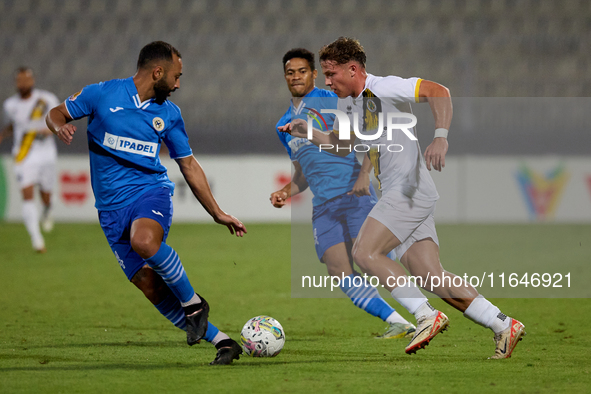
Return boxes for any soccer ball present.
[240,315,285,357]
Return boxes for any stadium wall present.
[1,154,590,224]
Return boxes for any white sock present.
[390,279,433,317]
[463,295,511,334]
[211,331,230,346]
[180,293,202,307]
[22,200,44,249]
[385,311,411,325]
[414,301,437,320]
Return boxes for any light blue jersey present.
[275,87,361,206]
[65,77,192,210]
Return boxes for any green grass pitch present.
[1,222,590,393]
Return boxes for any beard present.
[154,78,174,104]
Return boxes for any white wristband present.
[434,128,448,139]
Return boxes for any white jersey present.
[3,88,59,164]
[334,74,439,201]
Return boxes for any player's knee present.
[130,233,160,259]
[352,243,376,271]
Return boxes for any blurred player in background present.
[1,67,58,253]
[271,48,415,339]
[284,37,525,359]
[46,41,246,365]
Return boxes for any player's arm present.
[0,123,13,145]
[270,161,308,208]
[348,154,373,196]
[176,155,246,237]
[418,80,452,172]
[278,119,351,157]
[46,102,76,145]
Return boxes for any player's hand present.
[214,213,247,237]
[424,137,448,172]
[348,173,371,197]
[278,119,308,139]
[270,190,288,208]
[56,124,77,145]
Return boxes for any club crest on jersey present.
[69,90,82,101]
[152,117,165,131]
[367,99,377,112]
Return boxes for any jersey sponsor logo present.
[109,107,124,113]
[69,90,82,101]
[287,137,311,155]
[152,117,165,131]
[102,132,158,157]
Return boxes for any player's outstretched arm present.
[348,154,373,196]
[270,161,308,208]
[278,119,350,157]
[418,80,452,172]
[176,155,246,237]
[46,102,76,145]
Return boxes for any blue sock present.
[145,243,195,304]
[154,294,221,343]
[154,292,187,330]
[340,273,395,322]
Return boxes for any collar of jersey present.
[125,77,155,110]
[355,74,376,99]
[289,86,322,110]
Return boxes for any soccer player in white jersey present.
[272,48,415,339]
[1,67,58,252]
[282,37,525,359]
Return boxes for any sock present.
[389,278,435,318]
[464,295,511,334]
[385,311,411,325]
[154,292,187,330]
[154,294,228,344]
[22,200,44,249]
[340,273,404,322]
[145,243,195,304]
[180,293,202,307]
[210,331,231,347]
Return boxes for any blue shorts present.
[98,187,174,281]
[312,188,378,261]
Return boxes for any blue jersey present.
[65,77,192,211]
[276,87,361,206]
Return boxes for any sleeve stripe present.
[414,78,423,103]
[170,152,193,160]
[64,100,75,120]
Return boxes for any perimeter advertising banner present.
[1,154,590,223]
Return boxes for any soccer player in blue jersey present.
[46,41,246,365]
[270,48,415,339]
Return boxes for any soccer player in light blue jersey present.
[271,48,415,339]
[46,41,246,365]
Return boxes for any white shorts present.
[14,160,56,191]
[368,190,439,259]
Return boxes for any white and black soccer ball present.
[240,315,285,357]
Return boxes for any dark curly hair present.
[319,37,366,68]
[282,48,315,72]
